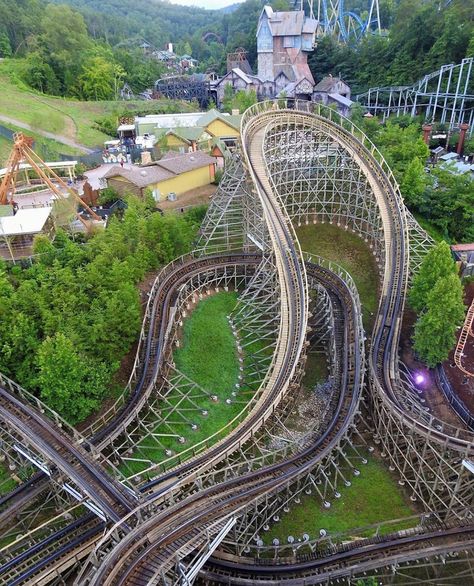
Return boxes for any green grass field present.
[0,464,16,496]
[264,449,414,544]
[296,223,379,330]
[0,135,11,167]
[122,291,253,477]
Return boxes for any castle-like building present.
[215,5,352,114]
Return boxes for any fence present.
[435,365,474,430]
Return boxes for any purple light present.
[415,374,425,385]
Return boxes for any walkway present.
[0,115,95,154]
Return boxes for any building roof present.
[167,126,208,143]
[328,93,354,107]
[197,109,241,131]
[0,208,51,237]
[314,76,346,93]
[158,150,215,174]
[232,67,253,85]
[136,112,204,129]
[439,152,458,161]
[451,243,474,253]
[262,8,318,37]
[210,137,228,155]
[117,124,135,132]
[104,150,215,188]
[104,165,174,188]
[440,160,474,175]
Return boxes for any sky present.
[168,0,243,9]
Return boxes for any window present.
[283,36,295,48]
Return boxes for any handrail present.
[436,366,474,431]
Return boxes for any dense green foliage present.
[350,110,474,243]
[309,0,474,92]
[410,242,465,368]
[222,86,257,114]
[0,199,206,423]
[0,0,167,97]
[1,0,473,100]
[409,242,457,313]
[0,0,288,98]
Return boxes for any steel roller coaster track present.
[0,102,473,585]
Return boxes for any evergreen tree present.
[413,273,465,367]
[409,241,457,313]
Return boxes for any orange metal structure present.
[454,298,474,377]
[0,133,100,224]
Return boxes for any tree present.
[39,4,91,93]
[222,83,234,113]
[400,157,427,208]
[420,166,474,242]
[413,273,465,367]
[36,332,109,424]
[233,89,257,113]
[0,32,12,57]
[374,122,430,185]
[23,51,60,95]
[78,56,122,101]
[409,241,457,313]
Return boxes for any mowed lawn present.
[296,223,380,330]
[122,292,244,477]
[264,450,414,544]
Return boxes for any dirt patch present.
[400,305,472,430]
[158,184,216,212]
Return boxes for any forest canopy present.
[1,0,473,99]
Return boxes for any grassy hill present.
[0,59,198,167]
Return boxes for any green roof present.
[196,109,221,127]
[197,110,241,131]
[168,126,208,142]
[226,115,242,130]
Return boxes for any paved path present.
[0,115,95,154]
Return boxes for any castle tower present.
[256,5,318,85]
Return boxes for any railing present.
[240,100,403,204]
[221,512,463,558]
[242,102,474,452]
[81,253,195,437]
[0,371,133,487]
[436,366,474,431]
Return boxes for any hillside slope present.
[0,60,198,166]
